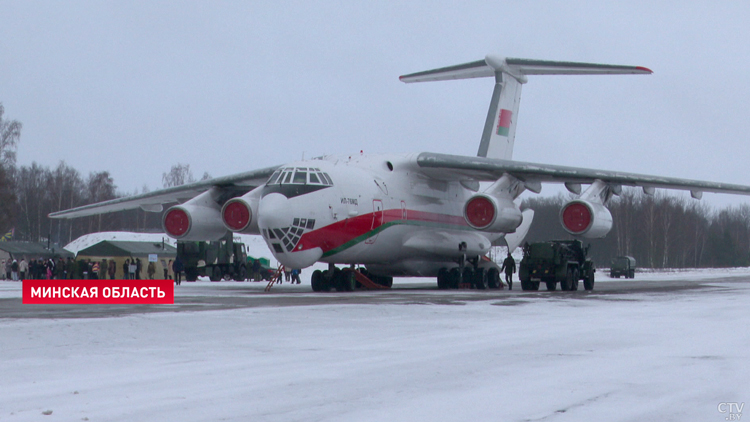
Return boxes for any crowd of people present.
[1,256,183,282]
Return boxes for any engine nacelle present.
[463,194,522,233]
[559,199,613,238]
[162,204,227,241]
[221,195,260,234]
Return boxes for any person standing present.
[10,259,19,281]
[172,256,183,285]
[123,259,130,280]
[19,258,28,280]
[251,258,261,282]
[291,268,301,285]
[135,258,142,280]
[501,253,516,290]
[147,261,155,279]
[128,258,137,280]
[90,261,99,280]
[108,259,117,279]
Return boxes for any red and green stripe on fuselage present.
[295,208,471,258]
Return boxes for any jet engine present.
[162,188,227,241]
[559,199,612,239]
[220,188,261,234]
[463,194,522,233]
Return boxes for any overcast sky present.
[2,1,749,208]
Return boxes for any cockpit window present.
[267,170,282,185]
[267,167,334,186]
[292,171,307,184]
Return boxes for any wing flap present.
[416,153,750,196]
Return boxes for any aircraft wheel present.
[339,271,356,291]
[474,268,488,290]
[462,267,474,288]
[546,281,557,291]
[311,270,323,292]
[448,268,461,289]
[437,268,448,289]
[487,268,500,289]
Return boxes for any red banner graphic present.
[22,280,174,304]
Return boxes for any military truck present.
[610,256,636,278]
[518,240,595,291]
[177,233,248,281]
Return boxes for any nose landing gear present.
[310,264,393,292]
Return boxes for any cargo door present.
[366,199,384,244]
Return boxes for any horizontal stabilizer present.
[399,55,652,83]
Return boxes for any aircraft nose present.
[258,193,323,268]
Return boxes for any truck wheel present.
[570,268,579,291]
[311,270,323,292]
[210,267,222,282]
[530,281,540,291]
[520,278,533,291]
[628,269,635,279]
[584,269,595,290]
[487,268,500,289]
[560,269,572,291]
[185,268,198,282]
[546,281,556,291]
[237,266,247,282]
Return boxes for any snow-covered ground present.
[1,268,749,421]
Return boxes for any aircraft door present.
[366,199,384,244]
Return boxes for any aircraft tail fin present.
[400,55,652,160]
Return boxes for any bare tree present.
[0,103,22,169]
[162,163,195,188]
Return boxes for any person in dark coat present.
[172,257,183,285]
[123,259,129,280]
[108,259,117,279]
[135,258,142,280]
[500,253,516,290]
[251,259,261,281]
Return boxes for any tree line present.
[2,103,749,267]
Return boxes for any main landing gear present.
[310,264,393,292]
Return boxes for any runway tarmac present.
[2,272,748,421]
[2,275,747,319]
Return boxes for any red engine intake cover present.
[561,202,591,234]
[223,201,251,231]
[163,208,190,237]
[465,196,496,229]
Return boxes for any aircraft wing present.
[49,166,279,219]
[416,152,750,197]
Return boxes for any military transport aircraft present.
[50,55,750,291]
